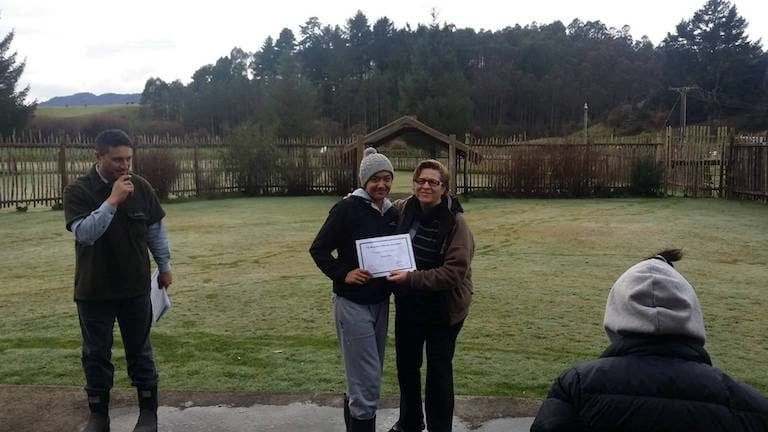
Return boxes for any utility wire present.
[663,94,681,127]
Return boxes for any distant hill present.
[41,92,141,106]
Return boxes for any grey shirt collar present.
[352,188,392,214]
[94,164,109,184]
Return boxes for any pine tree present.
[0,21,35,136]
[660,0,767,120]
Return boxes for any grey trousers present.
[333,294,389,420]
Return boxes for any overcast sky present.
[2,0,767,103]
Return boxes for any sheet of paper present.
[150,269,171,324]
[356,234,417,278]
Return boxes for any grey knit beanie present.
[603,258,706,344]
[359,147,394,186]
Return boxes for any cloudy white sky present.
[2,0,767,103]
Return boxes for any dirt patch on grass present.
[0,384,540,431]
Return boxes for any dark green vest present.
[64,166,165,301]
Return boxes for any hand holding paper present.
[355,234,417,278]
[150,269,172,323]
[386,270,409,284]
[157,271,173,289]
[345,268,373,285]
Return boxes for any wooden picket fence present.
[0,135,357,208]
[727,134,768,202]
[273,137,357,195]
[1,128,766,208]
[663,126,727,198]
[464,133,664,197]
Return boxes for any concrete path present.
[0,385,539,432]
[106,403,534,432]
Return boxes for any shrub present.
[196,171,221,196]
[134,149,181,199]
[224,123,279,195]
[29,114,185,137]
[630,158,664,196]
[317,149,355,195]
[28,115,131,137]
[548,146,593,197]
[606,104,653,135]
[493,150,546,196]
[331,168,355,195]
[284,159,310,195]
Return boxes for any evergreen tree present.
[399,24,472,135]
[660,0,767,121]
[346,11,373,79]
[140,77,171,120]
[266,52,319,137]
[274,28,296,58]
[251,36,279,83]
[184,47,255,133]
[0,21,35,136]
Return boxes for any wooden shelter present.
[344,116,482,196]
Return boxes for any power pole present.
[583,102,589,144]
[669,86,698,142]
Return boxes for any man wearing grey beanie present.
[531,249,768,432]
[310,147,398,432]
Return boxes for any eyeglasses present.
[414,178,442,187]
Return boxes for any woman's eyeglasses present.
[414,178,442,187]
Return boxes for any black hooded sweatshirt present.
[309,194,399,304]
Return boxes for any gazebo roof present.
[345,116,482,163]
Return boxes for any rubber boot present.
[343,394,351,432]
[388,419,425,432]
[349,415,376,432]
[81,390,110,432]
[132,386,158,432]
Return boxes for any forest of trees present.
[136,0,768,138]
[1,0,766,139]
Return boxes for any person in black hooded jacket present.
[310,148,399,432]
[530,249,768,432]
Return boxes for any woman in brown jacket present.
[386,159,474,432]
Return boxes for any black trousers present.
[76,293,158,393]
[395,307,464,432]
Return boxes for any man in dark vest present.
[64,129,172,432]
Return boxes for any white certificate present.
[150,269,171,324]
[355,234,417,278]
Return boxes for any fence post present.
[58,136,69,197]
[725,135,735,200]
[664,127,671,196]
[719,129,730,198]
[449,134,457,196]
[758,141,768,200]
[193,140,201,196]
[355,136,364,184]
[133,136,140,173]
[463,153,469,195]
[302,139,310,194]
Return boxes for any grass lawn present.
[1,196,766,398]
[35,104,140,119]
